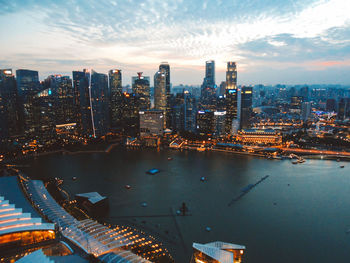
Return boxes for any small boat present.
[141,202,148,207]
[205,226,211,232]
[200,176,206,182]
[72,176,77,181]
[340,166,345,168]
[167,157,173,161]
[292,161,298,164]
[125,184,131,189]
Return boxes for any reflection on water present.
[21,148,350,263]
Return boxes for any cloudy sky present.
[1,0,350,85]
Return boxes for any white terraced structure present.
[0,195,54,236]
[23,179,150,262]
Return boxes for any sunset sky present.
[1,0,350,85]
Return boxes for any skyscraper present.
[121,92,140,136]
[73,69,92,136]
[0,69,20,143]
[90,70,109,137]
[159,62,171,129]
[109,69,122,130]
[31,88,56,143]
[301,102,311,121]
[201,60,216,110]
[132,72,150,110]
[225,62,238,134]
[196,110,214,136]
[154,69,167,128]
[240,86,253,129]
[338,98,350,120]
[16,69,41,137]
[44,75,75,126]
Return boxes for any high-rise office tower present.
[225,62,238,134]
[214,111,226,137]
[109,69,122,130]
[0,69,20,143]
[301,102,311,121]
[240,86,253,129]
[121,92,140,136]
[290,96,303,109]
[73,69,92,136]
[338,98,350,120]
[44,75,75,126]
[201,60,216,110]
[300,86,310,102]
[16,69,41,137]
[218,81,226,97]
[326,99,337,112]
[154,69,167,128]
[31,88,56,143]
[159,62,171,129]
[90,70,109,137]
[205,60,215,86]
[184,91,197,133]
[196,110,214,135]
[132,72,150,110]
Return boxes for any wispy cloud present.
[0,0,349,84]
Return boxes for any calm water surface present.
[21,148,350,263]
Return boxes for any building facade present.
[109,69,122,130]
[225,62,238,134]
[196,110,214,136]
[139,110,164,137]
[73,69,92,136]
[154,69,167,128]
[90,70,109,137]
[236,129,282,145]
[132,72,150,110]
[16,69,41,137]
[159,62,171,129]
[0,69,20,143]
[240,86,253,129]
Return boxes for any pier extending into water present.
[228,175,270,206]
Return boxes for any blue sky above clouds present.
[0,0,350,85]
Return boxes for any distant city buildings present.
[1,61,350,154]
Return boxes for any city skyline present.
[1,0,350,85]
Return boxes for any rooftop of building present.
[193,241,246,263]
[75,192,107,205]
[240,129,277,134]
[0,176,44,220]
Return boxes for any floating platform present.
[75,192,109,216]
[146,169,160,175]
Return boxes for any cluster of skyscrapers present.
[0,61,254,150]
